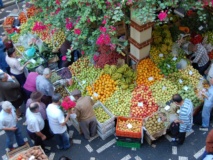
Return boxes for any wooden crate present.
[7,142,30,159]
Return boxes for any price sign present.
[138,102,143,107]
[158,118,162,123]
[177,109,180,114]
[172,57,177,61]
[189,70,193,75]
[162,86,167,91]
[164,105,170,111]
[183,86,189,91]
[159,53,164,58]
[30,59,36,64]
[93,92,99,97]
[148,77,154,81]
[167,64,171,68]
[179,79,183,84]
[127,123,132,129]
[81,80,86,84]
[199,26,203,31]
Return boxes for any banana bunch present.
[103,64,136,90]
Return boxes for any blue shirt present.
[0,38,8,72]
[36,75,54,96]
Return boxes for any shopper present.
[0,71,24,117]
[5,48,29,86]
[36,68,54,106]
[172,94,193,145]
[0,101,25,151]
[0,36,8,72]
[71,89,97,140]
[26,102,49,152]
[200,77,213,130]
[26,91,53,139]
[188,43,210,76]
[23,66,44,100]
[202,129,213,159]
[46,93,71,150]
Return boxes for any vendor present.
[36,68,54,106]
[172,94,193,145]
[71,89,97,140]
[58,40,81,68]
[188,42,210,76]
[5,48,30,86]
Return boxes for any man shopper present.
[46,93,71,150]
[172,94,193,145]
[200,77,213,130]
[26,102,48,152]
[0,101,25,151]
[71,90,97,140]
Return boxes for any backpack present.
[169,121,180,137]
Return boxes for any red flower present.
[65,18,73,30]
[102,19,107,25]
[81,51,85,55]
[99,26,107,33]
[61,97,76,111]
[158,10,168,21]
[56,0,60,5]
[96,33,111,45]
[87,18,91,23]
[55,8,61,14]
[74,28,81,35]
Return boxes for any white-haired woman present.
[0,101,25,151]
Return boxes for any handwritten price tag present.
[93,92,99,97]
[138,102,143,107]
[127,123,133,129]
[172,57,177,61]
[179,79,183,84]
[189,70,193,75]
[162,86,167,91]
[159,53,164,58]
[148,77,154,81]
[167,64,171,68]
[183,86,189,91]
[164,105,170,111]
[81,80,86,84]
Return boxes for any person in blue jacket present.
[0,36,9,72]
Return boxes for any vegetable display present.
[94,106,111,123]
[117,118,142,133]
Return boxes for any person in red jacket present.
[203,129,213,159]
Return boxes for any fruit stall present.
[2,0,213,150]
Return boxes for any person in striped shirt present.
[172,94,193,145]
[189,43,210,76]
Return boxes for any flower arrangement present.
[61,96,76,111]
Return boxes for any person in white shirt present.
[0,101,25,151]
[26,102,47,151]
[46,93,71,150]
[5,48,30,86]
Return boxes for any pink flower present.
[51,29,56,35]
[87,18,91,23]
[61,97,76,111]
[93,54,99,61]
[74,28,81,35]
[65,18,73,30]
[105,1,111,6]
[99,26,107,33]
[81,51,85,55]
[158,11,167,21]
[102,19,107,24]
[62,56,67,61]
[56,0,60,5]
[55,8,61,14]
[126,0,133,5]
[109,26,116,31]
[96,33,111,45]
[110,43,116,50]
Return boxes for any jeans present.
[54,130,70,149]
[5,126,25,149]
[202,104,213,127]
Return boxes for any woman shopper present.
[0,101,25,151]
[23,66,44,101]
[5,48,30,87]
[0,71,24,117]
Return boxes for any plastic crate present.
[97,127,115,140]
[116,140,141,148]
[93,101,115,128]
[97,121,115,134]
[116,116,143,138]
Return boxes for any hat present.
[70,89,81,96]
[30,91,43,101]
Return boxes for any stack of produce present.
[68,57,90,77]
[103,64,136,90]
[152,25,173,54]
[178,86,202,107]
[11,34,20,43]
[116,117,143,138]
[104,88,131,117]
[179,65,202,88]
[87,74,117,102]
[55,86,69,98]
[167,72,191,90]
[19,57,45,71]
[50,72,61,83]
[46,30,66,50]
[149,46,165,65]
[144,113,166,136]
[93,102,115,140]
[20,18,36,35]
[76,66,102,91]
[3,16,14,26]
[137,58,163,87]
[66,78,86,95]
[203,31,213,45]
[18,12,27,24]
[150,78,178,104]
[27,6,38,18]
[158,56,179,76]
[131,85,158,119]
